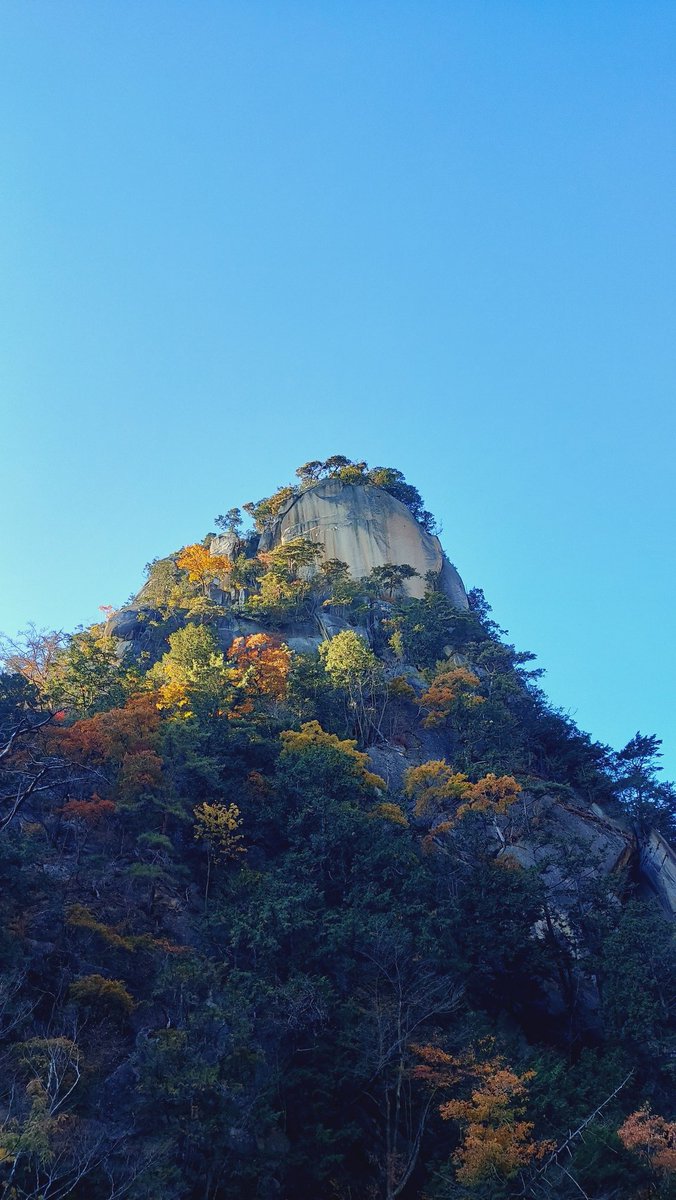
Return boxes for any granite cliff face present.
[257,478,469,607]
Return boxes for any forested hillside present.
[1,459,674,1200]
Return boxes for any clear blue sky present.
[2,2,675,776]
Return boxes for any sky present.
[1,2,675,776]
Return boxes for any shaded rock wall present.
[641,830,676,915]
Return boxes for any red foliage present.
[55,692,162,764]
[60,794,116,825]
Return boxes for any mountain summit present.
[256,476,468,605]
[1,455,674,1200]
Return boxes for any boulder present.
[259,479,468,606]
[210,531,240,559]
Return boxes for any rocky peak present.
[257,477,469,607]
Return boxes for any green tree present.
[150,623,232,719]
[319,630,386,743]
[613,733,676,838]
[47,626,135,716]
[259,536,323,580]
[295,460,324,484]
[214,507,243,534]
[369,562,419,600]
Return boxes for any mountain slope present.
[1,456,674,1200]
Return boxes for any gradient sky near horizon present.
[2,2,675,775]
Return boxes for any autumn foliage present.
[193,801,244,862]
[60,794,116,824]
[68,974,135,1019]
[228,633,291,717]
[419,666,484,727]
[176,543,232,594]
[404,760,521,828]
[413,1044,552,1185]
[2,458,674,1200]
[280,720,385,792]
[618,1107,676,1176]
[54,692,162,763]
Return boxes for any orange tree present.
[404,760,521,847]
[413,1043,552,1189]
[227,633,292,720]
[419,666,484,729]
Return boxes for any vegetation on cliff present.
[0,461,674,1200]
[244,455,439,534]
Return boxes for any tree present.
[247,538,323,622]
[419,666,484,728]
[227,633,292,719]
[404,760,471,821]
[403,760,521,851]
[612,732,676,839]
[618,1107,676,1178]
[369,562,419,600]
[321,560,363,609]
[56,691,162,764]
[350,927,463,1200]
[295,460,324,484]
[193,800,244,905]
[176,543,232,597]
[150,624,231,719]
[279,720,385,796]
[246,569,311,623]
[0,672,61,834]
[320,560,347,584]
[244,484,298,531]
[366,467,435,529]
[599,899,676,1057]
[258,536,322,581]
[0,625,68,693]
[386,592,487,670]
[318,630,387,743]
[229,553,264,592]
[46,627,135,717]
[323,454,353,476]
[142,555,194,611]
[413,1045,552,1188]
[214,507,243,535]
[68,975,135,1022]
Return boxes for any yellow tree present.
[456,773,522,820]
[404,760,471,821]
[280,720,385,792]
[193,801,244,906]
[176,544,232,596]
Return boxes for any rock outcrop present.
[641,830,676,915]
[258,479,468,606]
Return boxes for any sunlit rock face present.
[259,479,469,607]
